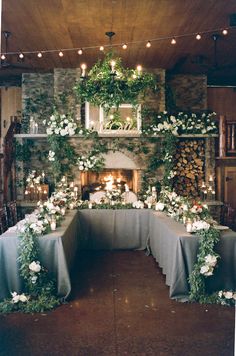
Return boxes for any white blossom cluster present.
[29,261,42,284]
[218,290,236,302]
[192,220,210,232]
[43,113,77,136]
[106,188,122,202]
[132,200,145,209]
[26,170,42,185]
[11,292,28,304]
[200,254,218,276]
[76,154,104,171]
[143,112,217,136]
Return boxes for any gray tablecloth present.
[1,209,236,302]
[149,211,236,301]
[78,209,150,250]
[0,211,79,301]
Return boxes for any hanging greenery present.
[74,51,157,112]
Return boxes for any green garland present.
[0,227,60,313]
[75,51,157,113]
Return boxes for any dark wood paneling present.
[208,88,236,120]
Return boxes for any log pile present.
[174,139,205,197]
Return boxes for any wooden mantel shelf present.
[14,133,219,139]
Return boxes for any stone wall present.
[166,74,207,111]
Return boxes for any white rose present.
[224,291,233,299]
[155,202,165,211]
[31,276,38,284]
[11,292,20,303]
[79,165,84,171]
[205,254,217,267]
[60,129,67,136]
[29,261,41,273]
[46,128,53,135]
[19,294,28,302]
[200,265,210,275]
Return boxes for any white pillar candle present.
[69,203,74,210]
[61,207,66,216]
[88,202,93,209]
[50,221,56,231]
[186,222,192,233]
[148,203,152,209]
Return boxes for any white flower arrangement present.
[200,254,218,276]
[106,188,122,202]
[143,112,217,136]
[192,220,210,232]
[43,113,77,137]
[48,150,55,161]
[155,202,165,211]
[132,200,144,209]
[76,153,104,172]
[11,292,28,304]
[29,261,41,273]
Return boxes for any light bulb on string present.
[196,33,201,40]
[122,43,128,50]
[222,29,228,35]
[146,41,151,48]
[58,51,64,57]
[1,54,6,60]
[37,52,43,58]
[78,48,83,55]
[171,38,176,45]
[19,52,24,59]
[99,46,104,51]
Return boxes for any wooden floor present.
[0,251,234,356]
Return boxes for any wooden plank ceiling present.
[1,0,236,84]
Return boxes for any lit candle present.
[186,220,192,233]
[70,182,74,188]
[81,63,87,77]
[136,65,142,75]
[183,216,186,225]
[147,202,152,209]
[88,202,93,209]
[125,184,129,192]
[61,207,66,216]
[110,60,116,73]
[201,181,206,188]
[50,221,56,231]
[25,190,29,196]
[69,202,74,210]
[209,175,213,182]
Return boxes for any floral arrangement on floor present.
[0,178,77,314]
[142,111,217,136]
[155,188,235,306]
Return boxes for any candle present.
[61,207,66,216]
[70,182,74,188]
[88,202,93,209]
[25,190,29,196]
[81,63,87,77]
[183,216,186,225]
[69,202,74,210]
[147,202,152,209]
[136,65,142,75]
[50,221,56,231]
[125,184,129,192]
[209,175,213,182]
[186,220,192,233]
[34,123,38,134]
[110,60,116,73]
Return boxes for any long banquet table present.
[0,209,236,302]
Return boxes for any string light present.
[0,26,232,60]
[37,52,43,58]
[1,54,6,60]
[171,38,176,45]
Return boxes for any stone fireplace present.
[80,151,142,199]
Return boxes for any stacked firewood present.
[174,139,205,197]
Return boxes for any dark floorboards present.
[0,250,234,356]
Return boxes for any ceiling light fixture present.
[146,41,151,48]
[19,52,24,59]
[122,43,127,50]
[171,38,176,45]
[222,29,228,35]
[58,51,64,57]
[196,34,202,40]
[1,54,6,60]
[78,48,83,55]
[37,52,43,58]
